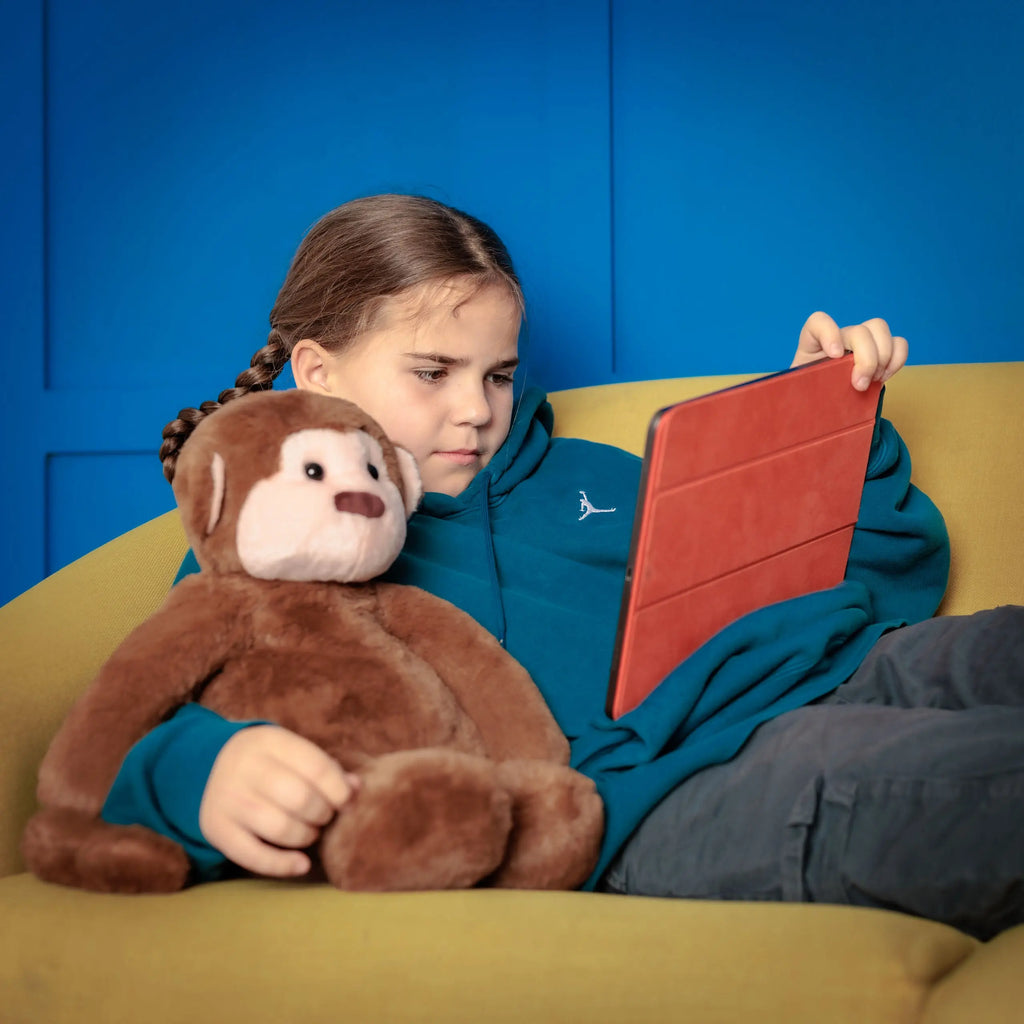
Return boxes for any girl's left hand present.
[791,311,908,391]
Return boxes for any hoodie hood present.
[404,387,555,646]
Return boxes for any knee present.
[973,604,1024,630]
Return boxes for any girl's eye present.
[304,463,325,481]
[367,463,379,480]
[414,369,446,383]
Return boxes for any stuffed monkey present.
[23,390,604,893]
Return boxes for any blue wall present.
[612,0,1024,378]
[1,0,1021,605]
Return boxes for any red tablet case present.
[606,355,882,720]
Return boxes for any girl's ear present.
[291,339,333,393]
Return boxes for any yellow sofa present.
[2,363,1023,1024]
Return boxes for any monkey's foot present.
[488,760,604,890]
[320,749,512,891]
[22,807,191,893]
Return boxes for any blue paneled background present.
[1,0,1021,606]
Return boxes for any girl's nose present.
[453,379,492,426]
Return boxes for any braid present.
[160,330,290,483]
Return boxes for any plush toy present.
[22,390,604,893]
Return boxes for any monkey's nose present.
[334,491,386,518]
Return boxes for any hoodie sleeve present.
[844,410,951,625]
[101,703,265,882]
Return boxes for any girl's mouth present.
[436,449,481,466]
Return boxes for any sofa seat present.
[7,871,1024,1024]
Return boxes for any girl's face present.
[293,280,521,497]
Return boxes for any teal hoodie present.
[103,386,950,888]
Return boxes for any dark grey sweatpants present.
[599,606,1024,939]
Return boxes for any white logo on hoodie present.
[578,490,617,521]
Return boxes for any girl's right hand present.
[198,725,359,877]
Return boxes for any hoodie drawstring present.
[477,483,508,646]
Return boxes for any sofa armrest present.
[873,363,1024,617]
[0,510,188,877]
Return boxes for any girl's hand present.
[198,725,359,877]
[791,311,908,390]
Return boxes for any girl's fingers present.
[838,323,880,390]
[840,318,909,389]
[217,823,312,878]
[866,319,908,381]
[258,727,360,817]
[887,337,909,380]
[199,726,361,871]
[262,769,339,828]
[241,800,323,850]
[793,311,843,366]
[793,313,909,388]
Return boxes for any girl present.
[105,194,1024,939]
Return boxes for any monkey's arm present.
[374,583,569,764]
[36,574,251,815]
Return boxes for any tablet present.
[606,354,882,720]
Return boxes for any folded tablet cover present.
[607,355,882,720]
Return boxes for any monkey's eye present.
[367,463,379,480]
[304,463,325,481]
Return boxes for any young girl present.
[104,194,1024,939]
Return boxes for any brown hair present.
[160,194,523,482]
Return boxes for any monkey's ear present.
[206,452,226,535]
[394,446,422,517]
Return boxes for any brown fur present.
[22,390,603,893]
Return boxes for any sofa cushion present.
[0,873,981,1024]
